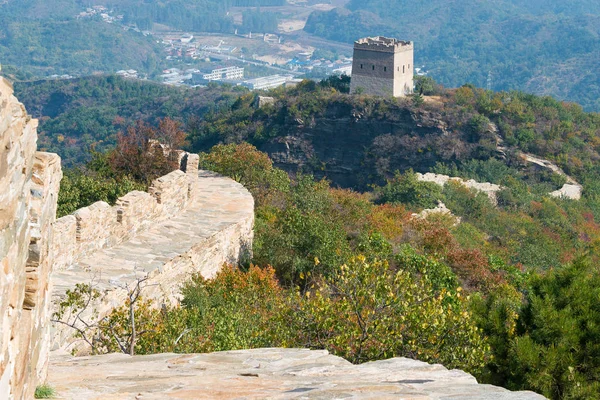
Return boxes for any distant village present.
[70,5,428,91]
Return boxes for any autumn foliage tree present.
[109,118,187,184]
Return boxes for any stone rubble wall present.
[51,155,200,272]
[521,153,583,200]
[0,77,62,400]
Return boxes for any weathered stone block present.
[74,201,116,254]
[148,170,188,217]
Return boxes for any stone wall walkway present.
[50,171,254,348]
[48,348,545,399]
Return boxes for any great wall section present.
[0,76,254,398]
[0,77,546,399]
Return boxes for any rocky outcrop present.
[0,77,62,399]
[259,105,472,189]
[254,95,275,108]
[48,348,546,399]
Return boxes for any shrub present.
[377,170,444,210]
[289,256,490,373]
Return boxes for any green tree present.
[289,255,490,372]
[508,258,600,399]
[377,170,444,210]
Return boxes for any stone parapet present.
[416,172,503,205]
[354,36,413,53]
[115,191,159,236]
[73,201,116,255]
[51,216,76,271]
[148,169,188,217]
[51,170,255,352]
[51,152,201,272]
[185,153,200,198]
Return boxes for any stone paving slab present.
[51,170,254,298]
[48,348,547,400]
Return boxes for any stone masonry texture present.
[48,348,547,399]
[50,169,255,352]
[0,77,62,400]
[351,36,414,97]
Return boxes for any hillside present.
[13,76,247,165]
[190,79,600,192]
[28,74,600,272]
[0,0,286,79]
[2,72,549,400]
[304,0,600,111]
[0,1,167,78]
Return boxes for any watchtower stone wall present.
[350,36,414,97]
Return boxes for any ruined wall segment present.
[148,170,189,216]
[350,36,414,97]
[0,77,62,400]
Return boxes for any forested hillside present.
[31,74,600,274]
[14,76,247,165]
[0,0,283,78]
[304,0,600,111]
[59,131,600,400]
[0,0,166,77]
[34,71,600,399]
[108,0,285,32]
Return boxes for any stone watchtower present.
[350,36,414,97]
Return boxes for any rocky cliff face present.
[258,103,487,190]
[0,77,62,400]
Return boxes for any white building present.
[241,75,292,90]
[204,66,244,81]
[192,66,245,84]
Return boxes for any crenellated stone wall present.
[51,155,201,272]
[0,78,62,400]
[50,169,255,352]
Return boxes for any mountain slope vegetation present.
[0,0,166,77]
[37,74,600,399]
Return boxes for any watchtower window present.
[403,65,405,73]
[360,64,363,69]
[372,65,375,70]
[384,66,387,72]
[408,64,411,69]
[397,67,400,72]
